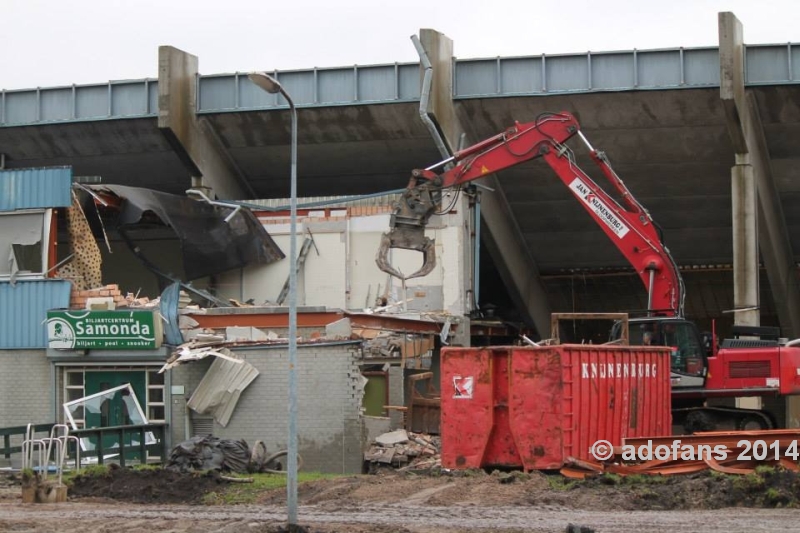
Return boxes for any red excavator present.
[376,111,800,433]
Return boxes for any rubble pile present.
[121,293,160,308]
[364,429,441,471]
[361,333,408,359]
[68,284,164,310]
[356,330,435,370]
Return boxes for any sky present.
[1,0,799,90]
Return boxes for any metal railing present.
[0,423,55,461]
[0,423,167,468]
[69,423,168,467]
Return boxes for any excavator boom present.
[376,111,684,317]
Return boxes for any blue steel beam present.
[1,44,798,127]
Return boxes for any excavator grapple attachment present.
[375,226,436,281]
[375,178,440,281]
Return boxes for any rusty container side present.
[441,345,672,471]
[559,345,672,465]
[440,347,495,469]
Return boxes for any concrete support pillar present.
[440,193,471,318]
[417,29,552,339]
[719,13,800,339]
[731,155,759,328]
[419,30,458,156]
[158,46,253,200]
[720,12,800,416]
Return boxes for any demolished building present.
[0,166,522,473]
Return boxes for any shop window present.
[147,371,166,422]
[64,371,86,428]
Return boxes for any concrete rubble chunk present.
[375,429,409,446]
[364,447,396,464]
[182,328,207,341]
[195,333,225,342]
[325,317,352,339]
[179,315,200,329]
[226,326,269,342]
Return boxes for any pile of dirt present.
[254,466,800,511]
[68,464,227,504]
[56,464,800,510]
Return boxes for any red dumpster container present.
[441,345,672,470]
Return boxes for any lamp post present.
[248,71,299,526]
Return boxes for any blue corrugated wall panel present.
[0,167,72,211]
[0,280,71,349]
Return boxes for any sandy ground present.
[3,499,800,532]
[2,469,800,532]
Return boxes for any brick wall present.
[69,283,126,309]
[0,350,52,427]
[171,341,364,474]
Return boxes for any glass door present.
[83,371,147,460]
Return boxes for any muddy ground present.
[2,465,800,532]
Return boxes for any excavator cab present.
[612,317,708,388]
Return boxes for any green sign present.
[46,309,163,350]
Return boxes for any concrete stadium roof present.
[1,41,799,326]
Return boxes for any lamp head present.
[248,72,282,94]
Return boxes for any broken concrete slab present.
[225,326,269,342]
[375,429,409,446]
[364,416,392,444]
[179,315,200,329]
[364,446,396,464]
[325,317,352,338]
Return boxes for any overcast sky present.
[2,0,798,90]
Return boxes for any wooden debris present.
[561,429,800,478]
[219,475,254,483]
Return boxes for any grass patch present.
[132,463,162,472]
[547,475,579,491]
[64,464,110,485]
[733,472,765,491]
[597,473,622,485]
[61,465,111,486]
[622,474,668,485]
[203,472,341,505]
[62,464,341,505]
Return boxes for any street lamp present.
[248,71,299,526]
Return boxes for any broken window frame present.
[62,383,155,453]
[0,209,52,280]
[61,368,166,426]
